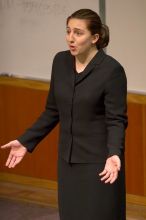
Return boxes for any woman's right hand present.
[1,140,27,168]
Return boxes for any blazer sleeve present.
[17,55,59,153]
[104,65,128,157]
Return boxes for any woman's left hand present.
[99,155,121,184]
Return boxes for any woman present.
[1,9,128,220]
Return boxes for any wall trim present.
[0,76,49,91]
[127,194,146,206]
[128,93,146,104]
[0,172,57,190]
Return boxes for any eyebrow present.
[66,27,85,32]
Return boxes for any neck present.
[75,47,98,66]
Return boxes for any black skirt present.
[57,156,126,220]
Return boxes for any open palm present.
[1,140,27,168]
[99,155,121,184]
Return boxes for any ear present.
[92,34,99,44]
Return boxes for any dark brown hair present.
[66,9,109,49]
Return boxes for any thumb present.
[111,155,121,171]
[115,156,121,171]
[1,142,12,149]
[117,161,121,171]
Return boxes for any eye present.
[74,31,83,36]
[66,29,71,34]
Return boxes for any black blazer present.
[18,49,128,163]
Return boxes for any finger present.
[8,156,16,168]
[5,154,13,167]
[99,169,107,176]
[100,172,111,181]
[1,142,11,149]
[105,172,118,184]
[104,173,114,183]
[109,173,118,184]
[11,157,23,168]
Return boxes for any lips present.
[69,45,76,51]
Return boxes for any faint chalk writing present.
[0,0,14,9]
[0,0,67,16]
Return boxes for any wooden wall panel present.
[143,105,146,196]
[125,103,144,195]
[0,84,59,181]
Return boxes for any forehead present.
[67,18,89,30]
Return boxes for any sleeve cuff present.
[108,146,123,157]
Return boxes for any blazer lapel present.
[65,49,106,89]
[74,49,106,85]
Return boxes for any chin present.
[69,50,79,56]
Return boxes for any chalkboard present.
[0,0,99,81]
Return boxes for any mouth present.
[69,45,76,51]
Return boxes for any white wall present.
[106,0,146,94]
[0,0,99,81]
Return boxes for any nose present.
[67,32,75,43]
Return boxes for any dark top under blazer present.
[18,49,128,163]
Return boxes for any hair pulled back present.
[67,9,109,49]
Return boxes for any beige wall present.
[106,0,146,94]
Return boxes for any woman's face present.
[66,18,98,56]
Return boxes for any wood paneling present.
[125,103,144,195]
[0,77,146,197]
[0,83,59,181]
[143,105,146,195]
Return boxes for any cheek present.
[78,37,92,48]
[66,35,69,42]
